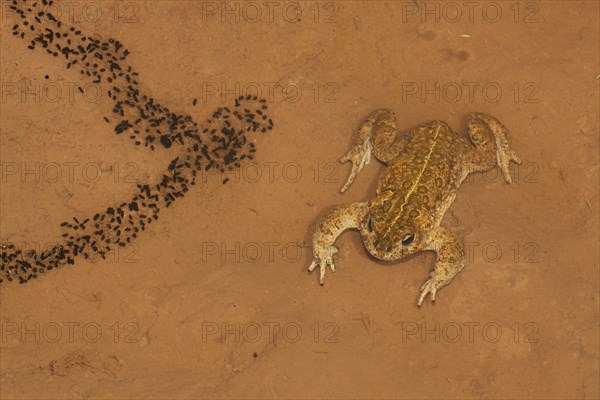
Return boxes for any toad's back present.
[376,121,465,231]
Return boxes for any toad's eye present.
[367,218,374,232]
[401,233,415,246]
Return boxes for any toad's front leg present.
[418,227,465,306]
[308,202,368,284]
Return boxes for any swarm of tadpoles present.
[1,0,274,284]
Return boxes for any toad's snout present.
[367,238,400,260]
[374,239,394,253]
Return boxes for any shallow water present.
[1,1,598,398]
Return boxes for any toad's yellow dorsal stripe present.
[385,123,442,237]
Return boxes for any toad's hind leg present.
[340,109,405,192]
[463,112,521,183]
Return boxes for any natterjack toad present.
[308,110,521,306]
